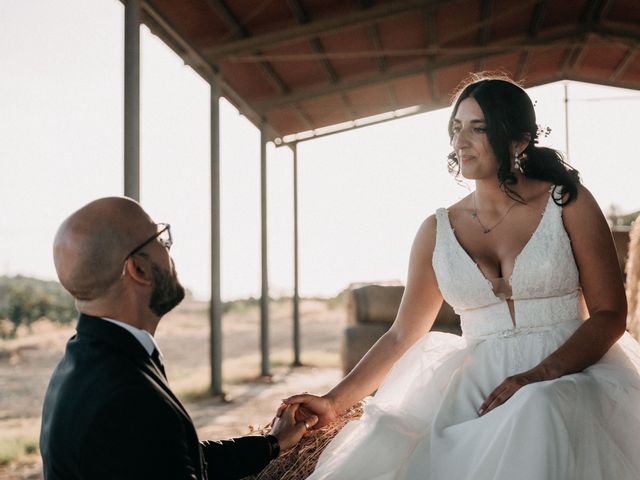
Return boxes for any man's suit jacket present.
[40,314,274,480]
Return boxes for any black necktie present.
[151,348,166,378]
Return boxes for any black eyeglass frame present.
[125,223,172,260]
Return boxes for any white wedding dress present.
[308,191,640,480]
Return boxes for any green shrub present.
[0,275,76,338]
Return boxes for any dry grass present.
[244,402,364,480]
[0,420,40,466]
[0,297,346,479]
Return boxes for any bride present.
[281,74,640,479]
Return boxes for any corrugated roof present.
[137,0,640,143]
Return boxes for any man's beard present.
[149,261,185,317]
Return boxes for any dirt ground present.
[0,298,345,480]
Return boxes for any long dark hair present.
[447,73,580,205]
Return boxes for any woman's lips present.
[460,154,475,163]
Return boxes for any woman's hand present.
[478,368,548,416]
[278,394,339,430]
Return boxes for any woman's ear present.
[123,256,152,286]
[512,133,531,156]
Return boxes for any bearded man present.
[40,197,315,480]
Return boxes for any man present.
[40,197,317,479]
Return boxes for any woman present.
[283,74,640,479]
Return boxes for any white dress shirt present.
[101,317,163,361]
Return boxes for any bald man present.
[40,197,317,480]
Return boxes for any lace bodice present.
[432,190,588,338]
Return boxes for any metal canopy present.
[139,0,640,143]
[122,0,640,393]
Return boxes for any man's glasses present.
[121,223,172,277]
[126,223,172,259]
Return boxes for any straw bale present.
[626,219,640,339]
[348,285,404,324]
[243,402,365,480]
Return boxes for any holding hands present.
[270,403,319,451]
[278,393,339,431]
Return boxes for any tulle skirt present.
[307,321,640,480]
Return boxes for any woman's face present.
[451,96,498,180]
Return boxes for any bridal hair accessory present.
[471,192,518,234]
[536,125,552,138]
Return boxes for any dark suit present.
[40,314,274,480]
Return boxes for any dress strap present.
[434,208,452,244]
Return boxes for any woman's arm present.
[285,215,444,427]
[480,184,627,414]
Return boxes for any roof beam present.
[256,62,289,95]
[436,0,539,51]
[367,24,388,72]
[515,0,547,80]
[295,105,315,130]
[281,102,447,145]
[561,41,587,73]
[203,0,250,38]
[205,0,289,95]
[528,0,547,38]
[286,0,339,83]
[138,0,281,139]
[384,83,399,108]
[368,24,399,108]
[610,45,638,81]
[594,26,640,45]
[515,52,531,82]
[258,49,500,111]
[203,0,462,61]
[425,8,440,102]
[564,73,640,92]
[257,28,586,112]
[562,0,611,73]
[475,0,494,71]
[286,0,355,121]
[362,0,397,110]
[584,0,613,26]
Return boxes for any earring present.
[514,151,526,173]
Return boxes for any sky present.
[2,0,640,300]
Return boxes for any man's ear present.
[123,256,152,286]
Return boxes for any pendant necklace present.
[471,192,518,234]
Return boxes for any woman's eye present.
[473,127,487,134]
[451,126,461,134]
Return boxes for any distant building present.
[607,206,639,229]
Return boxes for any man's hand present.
[270,404,318,452]
[278,394,338,430]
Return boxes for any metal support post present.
[260,124,271,377]
[292,143,302,366]
[210,80,223,396]
[124,0,140,200]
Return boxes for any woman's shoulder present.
[417,213,437,238]
[559,184,607,235]
[559,183,598,212]
[415,207,448,248]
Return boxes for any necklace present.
[471,192,518,234]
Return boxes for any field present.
[0,298,345,479]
